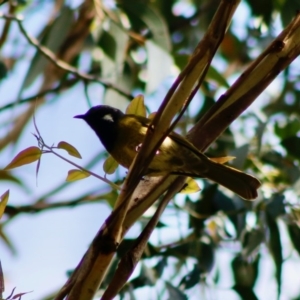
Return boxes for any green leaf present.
[20,6,74,90]
[280,0,300,27]
[57,141,82,158]
[275,118,300,139]
[206,65,230,88]
[281,136,300,160]
[266,194,285,219]
[255,120,267,155]
[153,257,167,278]
[198,236,215,274]
[101,190,119,208]
[245,0,274,25]
[174,53,189,71]
[126,94,146,117]
[103,155,119,175]
[0,60,7,80]
[180,177,200,194]
[66,169,90,182]
[185,185,218,231]
[232,255,260,289]
[261,150,300,184]
[130,263,156,288]
[241,228,264,258]
[0,190,9,219]
[233,285,259,300]
[179,264,200,290]
[4,147,42,170]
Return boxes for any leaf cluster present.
[0,1,300,300]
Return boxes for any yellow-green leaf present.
[207,65,230,88]
[103,155,119,174]
[126,94,146,117]
[4,147,42,170]
[0,190,9,219]
[57,141,82,158]
[66,169,90,182]
[180,177,200,194]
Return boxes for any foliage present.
[0,0,300,300]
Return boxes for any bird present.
[75,105,261,200]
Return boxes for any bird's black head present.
[74,105,124,152]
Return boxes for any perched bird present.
[75,105,261,200]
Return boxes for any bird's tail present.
[203,159,261,200]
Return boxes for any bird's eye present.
[102,114,114,122]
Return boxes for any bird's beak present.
[74,114,85,119]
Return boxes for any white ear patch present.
[102,114,114,122]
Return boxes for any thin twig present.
[0,12,133,99]
[4,190,110,217]
[37,138,121,191]
[32,115,120,190]
[0,78,79,112]
[48,146,120,190]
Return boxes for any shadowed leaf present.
[232,254,260,290]
[0,171,22,186]
[281,136,300,160]
[266,213,282,299]
[275,118,300,139]
[241,227,264,258]
[206,65,229,88]
[103,155,119,174]
[287,223,300,256]
[179,264,201,290]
